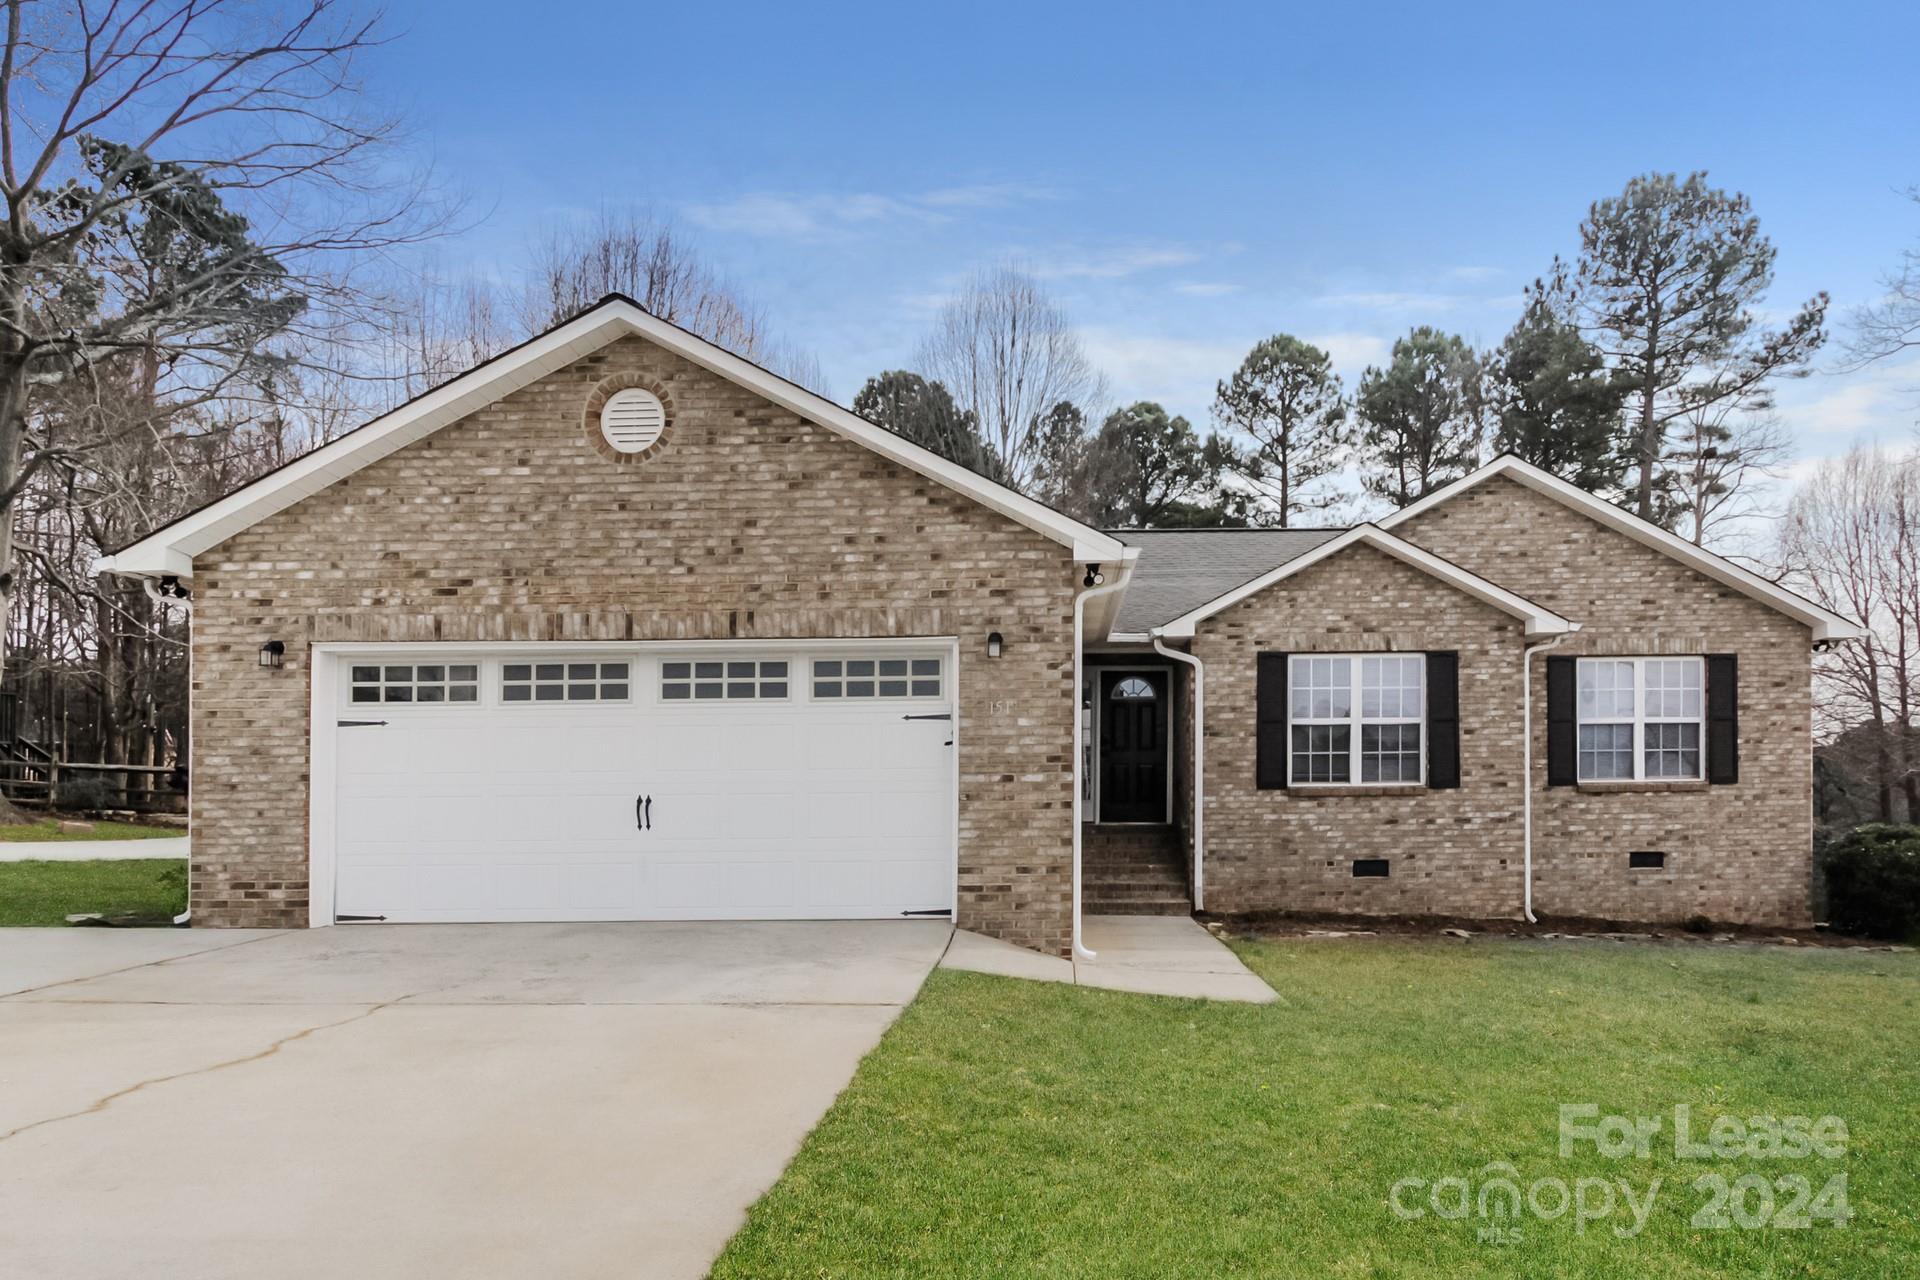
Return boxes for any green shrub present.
[1822,824,1920,940]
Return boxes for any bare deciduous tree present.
[1841,187,1920,373]
[518,209,824,391]
[1780,446,1920,820]
[914,266,1106,490]
[1667,397,1792,549]
[0,0,447,816]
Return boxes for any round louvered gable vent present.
[599,388,667,454]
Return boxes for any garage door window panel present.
[812,657,942,700]
[502,661,630,704]
[350,663,479,705]
[662,659,789,702]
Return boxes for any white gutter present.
[1150,631,1204,911]
[1072,567,1131,960]
[1521,631,1574,922]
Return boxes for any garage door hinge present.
[900,908,953,917]
[900,713,951,721]
[335,914,388,923]
[336,719,388,727]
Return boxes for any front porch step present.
[1083,860,1187,877]
[1082,824,1190,916]
[1082,896,1193,916]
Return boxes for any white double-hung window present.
[1576,656,1704,781]
[1289,654,1425,784]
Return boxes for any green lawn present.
[0,858,187,925]
[713,937,1918,1279]
[0,817,182,842]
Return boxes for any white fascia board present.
[1155,524,1577,640]
[99,299,1124,580]
[1378,455,1868,644]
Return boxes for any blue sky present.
[370,0,1919,477]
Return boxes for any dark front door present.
[1099,669,1169,823]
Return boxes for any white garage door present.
[323,644,955,923]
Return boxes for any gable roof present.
[97,295,1126,579]
[1151,523,1578,639]
[1107,527,1344,636]
[1378,455,1867,644]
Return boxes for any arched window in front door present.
[1111,676,1158,701]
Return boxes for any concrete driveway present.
[0,921,949,1280]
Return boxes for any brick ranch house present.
[100,296,1863,957]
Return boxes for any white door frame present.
[306,637,961,927]
[1089,662,1175,826]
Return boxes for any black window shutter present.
[1425,651,1461,788]
[1545,656,1577,787]
[1256,652,1289,790]
[1706,654,1738,784]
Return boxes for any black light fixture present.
[259,640,286,669]
[1083,564,1105,588]
[986,631,1004,659]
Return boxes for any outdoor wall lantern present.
[259,640,286,670]
[986,631,1004,659]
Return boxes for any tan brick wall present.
[189,334,1080,952]
[1194,475,1815,928]
[1195,543,1531,916]
[1396,474,1814,926]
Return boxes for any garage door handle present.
[645,795,652,830]
[636,794,644,831]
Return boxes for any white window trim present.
[1288,654,1426,786]
[1576,656,1705,782]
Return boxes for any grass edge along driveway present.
[0,858,186,925]
[711,935,1916,1280]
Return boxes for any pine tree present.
[1354,328,1486,508]
[1490,298,1630,493]
[1212,335,1349,526]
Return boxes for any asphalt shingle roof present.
[1108,527,1347,635]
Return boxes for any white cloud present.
[1076,327,1395,414]
[1308,331,1392,376]
[685,182,1058,240]
[915,181,1062,209]
[1777,358,1920,437]
[1023,244,1205,281]
[1078,327,1244,405]
[1172,281,1242,297]
[1313,290,1469,312]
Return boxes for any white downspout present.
[1150,631,1204,911]
[1522,631,1573,923]
[1072,567,1130,961]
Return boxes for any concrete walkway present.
[0,835,187,861]
[942,915,1277,1003]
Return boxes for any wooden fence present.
[0,755,186,815]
